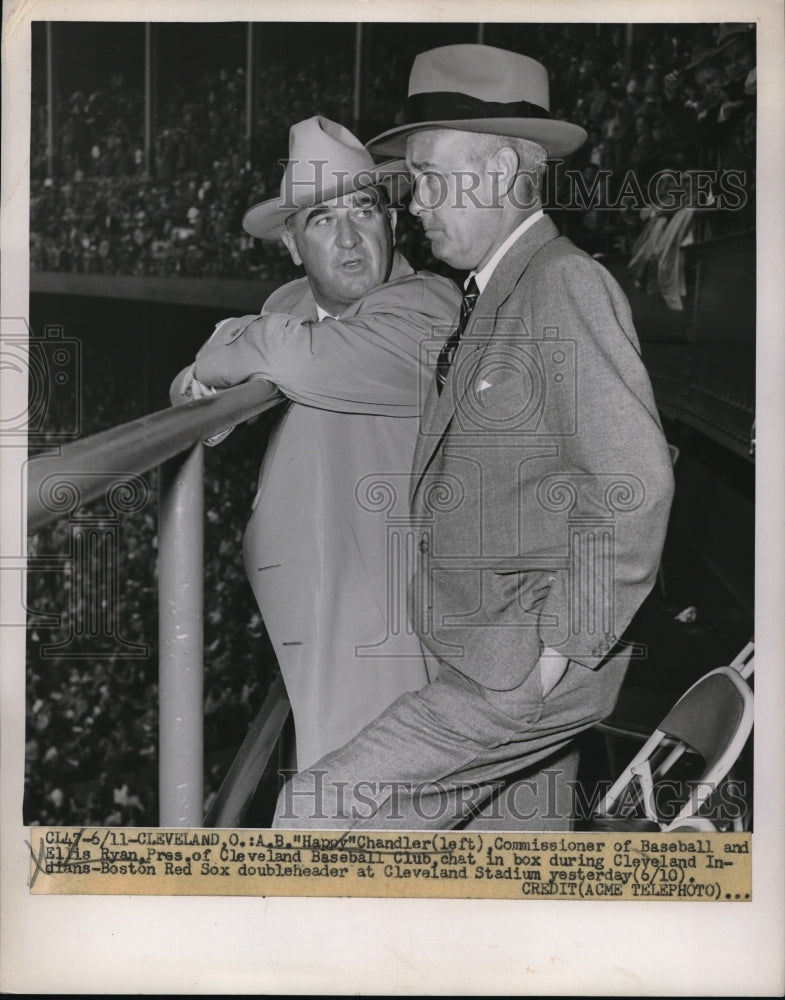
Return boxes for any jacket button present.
[418,537,430,553]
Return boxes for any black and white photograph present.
[2,0,783,993]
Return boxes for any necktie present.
[435,276,480,396]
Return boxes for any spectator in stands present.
[716,23,756,101]
[661,25,755,234]
[600,84,632,169]
[631,110,657,164]
[713,24,756,160]
[642,58,664,107]
[663,25,755,148]
[172,116,462,771]
[661,46,729,142]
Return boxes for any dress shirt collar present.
[469,209,544,293]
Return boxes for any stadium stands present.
[30,22,755,279]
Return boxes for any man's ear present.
[494,146,521,197]
[281,229,302,266]
[498,146,540,209]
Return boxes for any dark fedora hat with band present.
[366,44,587,159]
[684,44,720,76]
[715,22,755,53]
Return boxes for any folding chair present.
[591,641,754,832]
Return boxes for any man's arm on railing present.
[189,274,458,416]
[27,382,283,533]
[170,361,285,447]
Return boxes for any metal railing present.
[27,380,288,827]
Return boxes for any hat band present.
[405,90,551,125]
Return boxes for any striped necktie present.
[435,276,480,396]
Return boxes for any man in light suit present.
[272,46,675,829]
[175,116,461,771]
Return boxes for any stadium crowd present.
[30,23,756,280]
[25,22,756,825]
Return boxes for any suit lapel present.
[412,216,561,498]
[456,214,560,364]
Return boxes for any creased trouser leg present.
[273,655,627,831]
[460,747,581,831]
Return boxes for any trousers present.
[273,652,628,831]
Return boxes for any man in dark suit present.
[273,45,675,830]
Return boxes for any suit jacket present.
[408,215,675,693]
[190,253,462,768]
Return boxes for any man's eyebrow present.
[303,205,331,225]
[406,158,437,171]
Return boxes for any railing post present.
[158,444,204,826]
[144,23,158,179]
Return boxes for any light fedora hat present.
[366,44,587,159]
[243,116,409,241]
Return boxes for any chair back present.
[659,667,752,773]
[591,652,754,831]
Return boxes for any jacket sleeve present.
[168,357,284,447]
[193,274,460,416]
[532,253,675,668]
